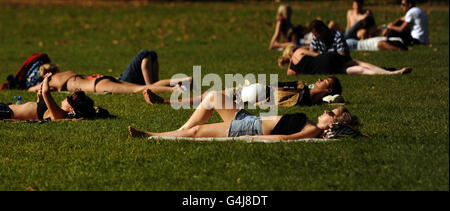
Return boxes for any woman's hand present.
[41,72,52,94]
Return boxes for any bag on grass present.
[1,53,51,90]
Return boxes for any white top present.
[357,37,403,51]
[405,7,429,44]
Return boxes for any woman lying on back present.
[1,73,99,121]
[128,90,360,141]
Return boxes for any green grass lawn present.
[0,1,448,191]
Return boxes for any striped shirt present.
[310,30,350,56]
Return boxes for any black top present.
[297,86,312,106]
[290,53,350,75]
[271,113,308,135]
[37,100,48,120]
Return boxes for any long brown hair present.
[334,107,360,128]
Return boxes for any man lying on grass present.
[128,90,360,141]
[1,73,105,121]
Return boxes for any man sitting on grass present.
[383,0,429,45]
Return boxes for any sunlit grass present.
[0,1,448,190]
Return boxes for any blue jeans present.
[344,20,365,40]
[118,50,158,85]
[346,38,359,50]
[228,109,263,137]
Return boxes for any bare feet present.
[143,88,165,104]
[128,126,149,137]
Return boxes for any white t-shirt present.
[357,37,404,51]
[405,7,429,44]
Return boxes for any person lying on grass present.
[143,76,342,107]
[1,73,104,121]
[346,36,408,51]
[279,44,412,75]
[27,50,191,94]
[128,90,360,141]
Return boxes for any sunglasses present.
[326,110,336,117]
[66,95,75,107]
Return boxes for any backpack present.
[1,53,51,90]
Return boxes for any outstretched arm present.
[41,73,67,120]
[28,82,57,92]
[387,20,409,33]
[246,123,322,141]
[345,10,352,31]
[28,83,42,92]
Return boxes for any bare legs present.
[177,91,238,130]
[128,122,230,138]
[129,91,239,138]
[345,60,412,75]
[377,40,405,51]
[94,79,179,94]
[143,88,210,105]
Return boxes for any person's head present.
[308,19,331,42]
[317,107,360,130]
[278,43,298,68]
[313,76,342,95]
[61,91,96,119]
[38,63,60,76]
[276,4,292,21]
[401,0,415,12]
[353,0,364,11]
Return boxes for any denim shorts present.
[228,109,263,137]
[118,49,158,85]
[0,103,13,120]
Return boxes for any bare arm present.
[298,47,319,57]
[387,18,409,33]
[247,123,323,141]
[28,83,42,92]
[28,82,57,92]
[310,88,332,104]
[345,10,352,31]
[41,74,68,120]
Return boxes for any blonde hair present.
[39,63,59,76]
[334,107,360,128]
[276,4,292,20]
[278,43,297,68]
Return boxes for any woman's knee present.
[139,49,158,64]
[188,125,200,137]
[356,29,368,40]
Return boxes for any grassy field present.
[0,1,448,191]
